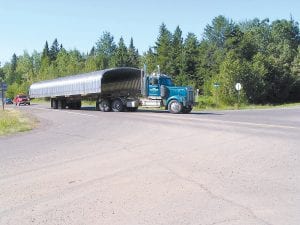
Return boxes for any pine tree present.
[141,47,157,73]
[40,41,51,80]
[112,37,129,67]
[182,33,199,86]
[11,53,17,74]
[127,38,140,67]
[42,41,50,59]
[6,53,18,84]
[49,38,60,61]
[95,31,116,68]
[89,46,96,57]
[154,23,172,74]
[204,15,237,48]
[170,26,183,78]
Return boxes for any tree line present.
[1,15,300,104]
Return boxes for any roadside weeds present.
[0,109,38,136]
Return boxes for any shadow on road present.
[79,106,223,116]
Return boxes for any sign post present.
[1,82,7,111]
[213,83,220,106]
[235,83,242,109]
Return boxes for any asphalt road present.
[0,104,299,225]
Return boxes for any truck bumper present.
[126,100,139,108]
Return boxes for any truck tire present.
[112,99,124,112]
[100,99,111,112]
[168,100,183,114]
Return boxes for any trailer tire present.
[58,99,66,109]
[100,99,111,112]
[52,99,58,109]
[168,100,183,114]
[112,99,124,112]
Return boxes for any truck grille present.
[187,89,194,103]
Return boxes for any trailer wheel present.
[52,99,58,109]
[57,99,66,109]
[168,100,183,114]
[100,99,111,112]
[112,99,124,112]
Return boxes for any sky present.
[0,0,299,65]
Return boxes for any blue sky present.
[0,0,299,64]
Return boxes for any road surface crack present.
[159,164,273,225]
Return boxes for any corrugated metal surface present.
[29,68,141,98]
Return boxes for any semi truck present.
[29,67,194,113]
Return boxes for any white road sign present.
[235,83,242,91]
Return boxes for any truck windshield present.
[160,78,173,86]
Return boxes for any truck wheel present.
[112,99,124,112]
[168,100,183,114]
[100,99,111,112]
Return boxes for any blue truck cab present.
[144,74,194,113]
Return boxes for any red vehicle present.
[14,94,30,106]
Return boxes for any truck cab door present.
[148,77,160,97]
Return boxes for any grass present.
[82,100,96,106]
[194,96,300,111]
[30,98,49,104]
[0,109,36,136]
